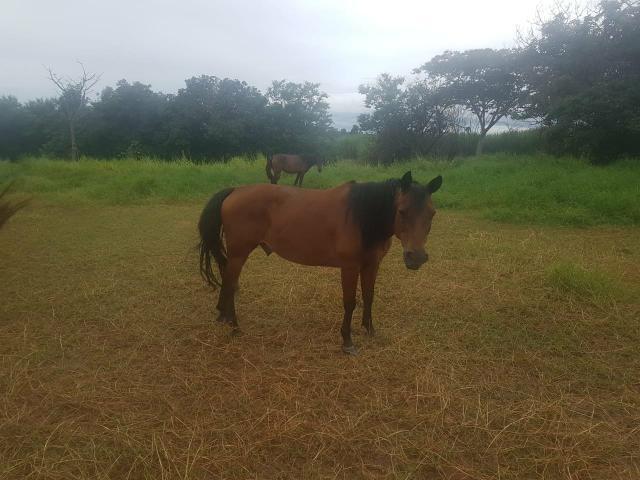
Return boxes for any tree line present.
[0,0,638,163]
[359,0,639,163]
[0,75,333,161]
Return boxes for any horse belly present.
[273,245,341,267]
[265,216,342,267]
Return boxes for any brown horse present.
[266,153,323,187]
[199,171,442,354]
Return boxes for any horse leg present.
[294,173,301,186]
[298,171,306,187]
[340,267,359,355]
[215,255,247,333]
[360,260,380,336]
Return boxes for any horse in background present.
[199,171,443,354]
[266,154,323,187]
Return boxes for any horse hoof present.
[361,324,375,336]
[231,327,242,337]
[342,345,358,355]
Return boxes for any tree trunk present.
[475,131,487,156]
[69,121,78,161]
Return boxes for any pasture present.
[1,156,639,479]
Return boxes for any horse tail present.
[198,187,235,288]
[265,154,274,183]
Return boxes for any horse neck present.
[302,156,316,169]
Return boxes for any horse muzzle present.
[403,250,428,270]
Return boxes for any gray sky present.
[1,0,575,128]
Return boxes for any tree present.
[23,98,67,157]
[47,64,100,160]
[84,80,169,158]
[518,0,640,160]
[204,78,269,158]
[358,74,407,132]
[265,80,333,154]
[0,96,65,159]
[415,48,526,155]
[358,74,458,163]
[405,80,457,152]
[358,74,413,162]
[0,96,30,159]
[164,75,268,159]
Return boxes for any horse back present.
[271,154,312,173]
[222,183,349,222]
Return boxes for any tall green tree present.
[204,78,268,158]
[24,98,67,157]
[84,80,169,158]
[358,74,458,163]
[0,97,29,159]
[265,80,333,154]
[358,74,413,162]
[415,48,526,155]
[164,75,268,159]
[0,96,65,158]
[518,0,640,160]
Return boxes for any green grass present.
[1,154,639,226]
[547,262,625,303]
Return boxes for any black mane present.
[346,179,400,249]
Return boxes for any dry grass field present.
[1,200,639,479]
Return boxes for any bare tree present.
[47,63,100,161]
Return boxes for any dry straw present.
[1,205,638,479]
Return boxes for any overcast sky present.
[1,0,583,128]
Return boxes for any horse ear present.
[427,175,443,194]
[400,171,412,192]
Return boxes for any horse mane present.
[346,179,399,249]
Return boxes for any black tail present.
[198,187,235,288]
[265,155,274,183]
